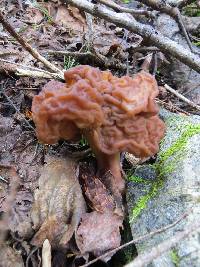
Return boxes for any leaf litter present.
[0,0,144,265]
[31,156,86,248]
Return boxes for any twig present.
[157,99,191,115]
[0,10,63,79]
[0,58,64,80]
[164,84,200,111]
[0,175,9,184]
[47,50,95,59]
[174,7,195,52]
[26,247,39,267]
[16,69,62,79]
[42,240,51,267]
[64,0,200,73]
[97,0,154,18]
[125,218,200,267]
[140,1,196,53]
[133,46,160,52]
[80,210,189,267]
[48,49,127,70]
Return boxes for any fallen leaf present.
[0,245,24,267]
[76,211,123,261]
[54,5,86,34]
[24,7,44,24]
[31,156,86,248]
[80,173,116,213]
[8,189,34,238]
[79,164,123,215]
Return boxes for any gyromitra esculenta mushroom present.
[32,65,165,193]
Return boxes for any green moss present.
[127,175,150,184]
[170,248,180,266]
[129,120,200,222]
[183,3,200,17]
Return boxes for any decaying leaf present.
[77,164,124,260]
[24,7,44,24]
[8,189,34,238]
[0,245,24,267]
[81,173,116,213]
[76,211,123,261]
[54,5,86,34]
[79,164,123,215]
[31,156,86,248]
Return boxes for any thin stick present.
[42,240,51,267]
[125,219,200,267]
[0,10,63,77]
[80,210,189,267]
[97,0,154,18]
[0,58,64,80]
[0,58,58,73]
[26,247,39,267]
[48,49,127,70]
[164,84,200,111]
[140,1,196,53]
[47,50,95,59]
[64,0,200,73]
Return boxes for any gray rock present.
[155,14,200,106]
[127,110,200,267]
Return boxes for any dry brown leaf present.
[31,156,86,248]
[0,245,24,267]
[81,173,116,213]
[24,7,44,24]
[76,211,123,261]
[54,5,86,34]
[8,189,34,238]
[68,5,86,25]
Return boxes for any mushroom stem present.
[83,130,125,193]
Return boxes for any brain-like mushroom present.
[32,65,165,193]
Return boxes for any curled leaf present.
[76,211,123,261]
[31,156,86,248]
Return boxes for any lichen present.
[129,117,200,222]
[170,248,180,267]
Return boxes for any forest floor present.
[0,0,200,267]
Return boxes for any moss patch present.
[127,175,151,184]
[129,118,200,222]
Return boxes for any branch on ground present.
[125,218,200,267]
[97,0,154,18]
[64,0,200,73]
[0,59,63,80]
[0,10,64,79]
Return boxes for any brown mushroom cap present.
[32,65,165,157]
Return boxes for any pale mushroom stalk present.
[83,130,124,192]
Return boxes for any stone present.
[127,109,200,267]
[155,14,200,107]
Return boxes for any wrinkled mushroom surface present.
[32,65,165,192]
[32,65,165,156]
